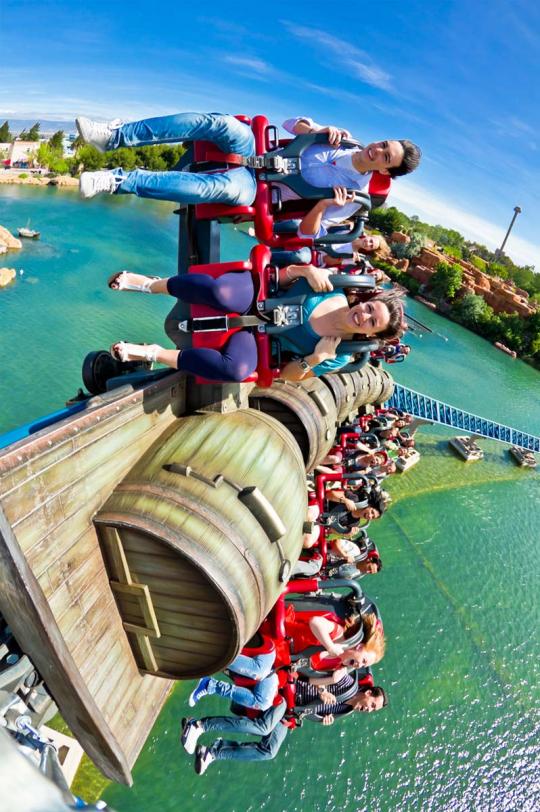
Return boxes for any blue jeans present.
[221,652,277,710]
[270,247,312,267]
[202,702,289,762]
[110,112,257,206]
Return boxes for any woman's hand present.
[322,714,335,726]
[313,336,342,363]
[319,126,352,145]
[342,497,357,513]
[327,642,346,657]
[319,690,337,705]
[303,266,334,293]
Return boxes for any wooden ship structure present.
[0,205,396,786]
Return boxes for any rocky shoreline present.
[0,171,78,188]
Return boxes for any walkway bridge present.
[388,384,540,452]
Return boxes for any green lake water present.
[1,187,539,812]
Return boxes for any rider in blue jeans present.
[182,680,387,774]
[75,112,421,214]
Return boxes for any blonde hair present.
[361,612,386,663]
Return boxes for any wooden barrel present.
[94,409,306,680]
[376,368,395,405]
[249,378,338,471]
[352,365,384,408]
[321,373,357,424]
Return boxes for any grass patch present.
[47,713,112,804]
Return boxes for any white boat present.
[448,436,484,462]
[17,227,40,239]
[395,448,421,472]
[508,446,537,468]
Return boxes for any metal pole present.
[495,206,521,258]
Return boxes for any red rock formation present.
[390,231,411,244]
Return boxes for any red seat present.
[189,244,277,387]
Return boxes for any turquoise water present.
[1,188,539,811]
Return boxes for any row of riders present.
[73,109,422,773]
[181,408,417,773]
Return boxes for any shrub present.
[18,172,28,178]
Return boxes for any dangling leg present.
[108,270,254,312]
[110,330,258,383]
[78,112,255,156]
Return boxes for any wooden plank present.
[131,635,159,673]
[108,676,171,764]
[110,582,161,638]
[40,526,103,598]
[101,527,133,584]
[0,504,132,785]
[0,373,185,493]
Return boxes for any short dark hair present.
[360,684,388,707]
[388,140,422,179]
[371,685,388,707]
[370,554,383,572]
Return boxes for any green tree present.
[430,261,463,301]
[19,122,41,141]
[470,255,487,272]
[368,206,407,235]
[0,120,13,142]
[452,293,488,324]
[48,130,65,151]
[390,231,426,260]
[444,245,462,259]
[104,148,138,170]
[76,144,104,171]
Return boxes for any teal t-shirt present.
[276,278,353,376]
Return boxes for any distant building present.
[5,140,40,168]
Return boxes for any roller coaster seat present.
[185,244,380,386]
[187,115,388,248]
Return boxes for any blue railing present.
[388,384,540,452]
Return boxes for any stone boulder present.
[0,225,22,250]
[408,264,434,285]
[396,259,410,271]
[0,267,16,287]
[417,247,446,269]
[390,231,410,244]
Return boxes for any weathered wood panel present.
[0,373,186,783]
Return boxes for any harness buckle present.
[272,303,303,327]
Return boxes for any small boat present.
[17,227,40,239]
[508,446,537,468]
[448,435,484,462]
[494,341,517,358]
[395,448,421,472]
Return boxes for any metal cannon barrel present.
[94,409,306,680]
[249,378,338,471]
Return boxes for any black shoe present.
[195,745,215,775]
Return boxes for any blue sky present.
[1,0,539,269]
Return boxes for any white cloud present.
[390,180,539,269]
[224,55,273,75]
[282,22,392,91]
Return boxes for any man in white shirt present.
[75,112,421,214]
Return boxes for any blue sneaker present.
[188,677,212,707]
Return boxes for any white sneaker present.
[195,745,215,775]
[181,718,203,755]
[76,116,123,152]
[80,171,118,199]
